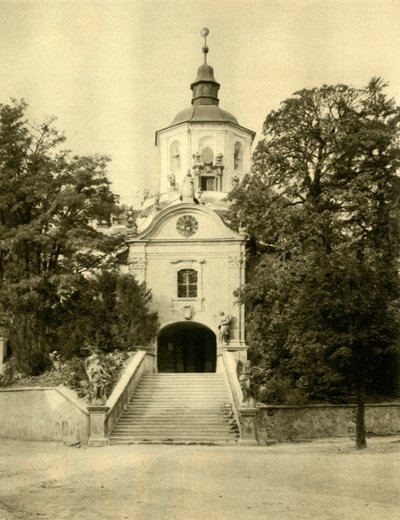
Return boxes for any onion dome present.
[169,28,239,126]
[190,28,220,106]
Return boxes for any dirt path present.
[0,437,399,520]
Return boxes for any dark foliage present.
[0,100,158,376]
[229,78,400,448]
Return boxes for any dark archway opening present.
[157,322,216,373]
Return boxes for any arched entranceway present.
[157,322,216,373]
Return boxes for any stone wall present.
[0,386,89,444]
[256,403,400,443]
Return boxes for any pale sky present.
[1,0,400,205]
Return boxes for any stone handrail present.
[105,350,155,436]
[218,351,243,428]
[0,385,89,416]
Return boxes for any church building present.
[126,28,255,373]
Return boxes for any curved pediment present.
[128,203,243,242]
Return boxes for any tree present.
[54,270,158,358]
[0,100,157,374]
[229,78,400,448]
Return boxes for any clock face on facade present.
[176,215,199,237]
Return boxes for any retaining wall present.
[256,403,400,443]
[0,386,89,444]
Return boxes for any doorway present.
[157,322,216,373]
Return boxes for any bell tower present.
[155,28,255,203]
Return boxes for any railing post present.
[88,405,110,447]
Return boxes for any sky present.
[1,0,400,206]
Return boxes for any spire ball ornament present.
[200,28,210,63]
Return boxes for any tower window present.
[234,142,243,171]
[170,141,181,171]
[200,176,216,191]
[178,269,198,298]
[201,146,214,164]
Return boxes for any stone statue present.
[85,350,110,404]
[154,191,161,209]
[126,207,137,230]
[49,351,61,371]
[181,171,194,202]
[192,151,202,165]
[234,150,240,170]
[218,311,231,343]
[232,174,240,188]
[239,361,255,407]
[215,153,223,166]
[167,172,176,188]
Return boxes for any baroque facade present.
[127,29,255,372]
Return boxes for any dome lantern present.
[190,28,220,106]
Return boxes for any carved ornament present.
[128,257,147,270]
[228,254,245,267]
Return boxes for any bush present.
[0,348,133,403]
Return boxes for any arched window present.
[170,141,181,171]
[201,146,214,164]
[177,269,198,298]
[234,142,243,171]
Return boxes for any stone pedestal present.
[239,407,259,446]
[88,405,110,447]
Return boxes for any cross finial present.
[200,27,209,64]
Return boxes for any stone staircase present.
[109,373,239,444]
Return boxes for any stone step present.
[111,422,235,430]
[114,416,236,422]
[143,374,224,377]
[110,434,237,442]
[123,408,231,420]
[110,372,237,444]
[139,376,225,380]
[132,390,228,395]
[135,386,227,390]
[120,410,232,415]
[126,402,229,407]
[142,379,224,382]
[135,391,227,395]
[137,385,226,395]
[123,416,232,422]
[113,417,235,424]
[140,380,225,383]
[109,441,237,446]
[131,397,228,401]
[123,407,231,412]
[134,389,227,393]
[112,427,235,433]
[110,440,237,446]
[138,383,225,387]
[129,399,227,404]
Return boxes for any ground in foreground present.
[0,437,399,520]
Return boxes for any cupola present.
[190,28,220,106]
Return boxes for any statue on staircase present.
[239,361,255,408]
[218,311,232,344]
[85,349,110,404]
